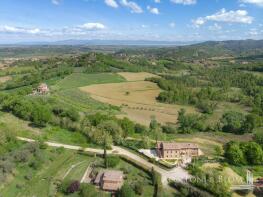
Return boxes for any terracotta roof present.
[103,170,123,182]
[157,142,198,150]
[39,83,48,88]
[94,170,123,184]
[102,182,122,191]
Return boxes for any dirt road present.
[17,137,191,185]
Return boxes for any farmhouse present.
[156,141,200,159]
[37,83,49,94]
[94,170,124,192]
[33,83,49,95]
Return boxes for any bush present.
[66,180,80,194]
[134,123,147,133]
[134,182,143,195]
[106,156,120,168]
[224,141,263,165]
[117,183,136,197]
[13,149,31,163]
[224,141,246,165]
[162,124,177,134]
[220,111,246,134]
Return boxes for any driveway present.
[17,137,191,185]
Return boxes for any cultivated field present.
[80,72,196,125]
[53,73,125,90]
[118,72,159,81]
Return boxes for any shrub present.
[134,123,147,133]
[13,149,31,163]
[117,183,136,197]
[162,124,177,134]
[106,156,120,168]
[67,180,80,194]
[134,182,143,195]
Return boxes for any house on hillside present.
[94,170,124,192]
[156,141,200,159]
[33,83,49,95]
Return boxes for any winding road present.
[17,137,191,185]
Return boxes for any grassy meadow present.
[53,73,126,90]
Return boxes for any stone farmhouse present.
[156,141,200,159]
[37,83,49,94]
[94,170,124,192]
[33,83,49,95]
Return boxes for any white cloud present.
[154,0,161,3]
[105,0,118,8]
[79,23,106,30]
[240,0,263,7]
[0,26,40,34]
[192,18,206,27]
[0,22,106,37]
[208,23,222,31]
[170,0,196,5]
[169,22,176,28]
[248,28,260,35]
[192,9,253,27]
[120,0,143,13]
[147,6,160,14]
[51,0,61,5]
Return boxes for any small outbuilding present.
[33,83,49,95]
[94,170,124,192]
[37,83,49,94]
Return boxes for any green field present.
[0,148,84,197]
[0,147,160,197]
[52,88,120,113]
[53,73,126,90]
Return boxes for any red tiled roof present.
[103,170,123,182]
[157,142,198,150]
[102,182,122,191]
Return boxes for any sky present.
[0,0,263,43]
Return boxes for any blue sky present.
[0,0,262,43]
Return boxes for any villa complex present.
[156,141,200,159]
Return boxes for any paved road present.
[17,137,191,185]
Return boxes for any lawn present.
[42,126,102,148]
[53,73,126,90]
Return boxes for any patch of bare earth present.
[0,76,11,83]
[80,80,196,126]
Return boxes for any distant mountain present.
[192,39,263,54]
[116,39,263,59]
[1,39,263,59]
[14,39,200,46]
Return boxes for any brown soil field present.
[80,80,196,125]
[117,72,159,81]
[0,76,11,83]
